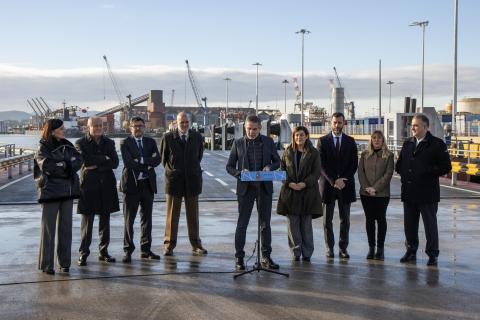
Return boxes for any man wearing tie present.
[120,116,161,263]
[317,112,358,260]
[160,112,207,256]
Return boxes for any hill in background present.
[0,111,32,121]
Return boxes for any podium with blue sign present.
[234,170,289,279]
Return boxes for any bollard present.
[7,166,13,179]
[28,159,32,171]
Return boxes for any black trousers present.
[324,189,351,250]
[235,185,272,258]
[360,195,389,248]
[79,213,111,257]
[403,202,439,257]
[123,180,154,254]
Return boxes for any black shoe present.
[192,247,208,255]
[427,256,438,266]
[293,256,300,261]
[77,256,87,266]
[141,251,160,260]
[400,251,416,263]
[122,253,132,263]
[235,258,245,271]
[43,269,55,275]
[163,248,174,256]
[339,249,350,259]
[366,247,375,260]
[374,247,384,261]
[325,248,334,259]
[261,256,280,270]
[59,267,69,273]
[302,256,311,262]
[98,253,116,263]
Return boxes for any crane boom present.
[39,97,52,112]
[185,59,208,125]
[332,67,355,119]
[27,100,41,116]
[103,55,126,108]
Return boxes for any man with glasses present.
[120,116,161,263]
[160,112,207,256]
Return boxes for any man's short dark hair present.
[245,114,261,125]
[130,116,145,125]
[332,112,345,120]
[413,113,429,127]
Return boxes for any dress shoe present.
[427,256,438,266]
[59,267,70,273]
[260,256,280,270]
[163,248,174,256]
[192,247,208,255]
[325,248,334,259]
[141,251,160,260]
[339,249,350,259]
[122,253,132,263]
[366,247,375,260]
[302,256,311,262]
[43,269,55,275]
[400,251,416,263]
[98,253,116,263]
[77,256,87,266]
[235,258,245,271]
[293,256,300,261]
[374,247,384,261]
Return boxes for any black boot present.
[366,247,375,260]
[235,257,245,271]
[374,247,384,261]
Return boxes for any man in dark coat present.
[396,114,451,266]
[120,116,161,263]
[317,112,358,260]
[226,115,281,271]
[76,117,119,266]
[160,112,207,256]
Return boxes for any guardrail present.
[451,162,480,176]
[0,153,35,179]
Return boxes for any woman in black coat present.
[277,126,323,261]
[34,119,82,275]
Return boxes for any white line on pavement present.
[215,178,228,186]
[204,171,214,177]
[230,189,236,194]
[0,173,33,191]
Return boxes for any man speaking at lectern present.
[226,115,281,271]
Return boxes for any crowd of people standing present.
[34,111,451,275]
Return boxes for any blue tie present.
[137,139,144,157]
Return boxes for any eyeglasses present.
[131,125,145,128]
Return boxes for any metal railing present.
[0,144,35,179]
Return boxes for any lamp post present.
[223,77,231,114]
[386,80,394,113]
[409,20,429,113]
[452,0,458,186]
[282,79,289,116]
[296,28,310,125]
[252,62,262,115]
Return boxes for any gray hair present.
[413,113,429,127]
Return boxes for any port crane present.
[103,55,130,123]
[185,59,208,126]
[333,67,355,120]
[292,77,301,112]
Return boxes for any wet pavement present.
[0,197,479,320]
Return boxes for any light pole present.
[296,28,310,126]
[409,20,429,113]
[282,79,289,116]
[452,0,458,186]
[223,77,231,114]
[386,80,394,113]
[252,62,262,115]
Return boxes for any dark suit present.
[160,129,204,251]
[120,135,161,254]
[226,135,280,258]
[76,134,119,258]
[317,132,358,251]
[395,131,451,257]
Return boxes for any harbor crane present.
[333,67,355,120]
[292,77,301,111]
[103,55,130,123]
[185,59,208,126]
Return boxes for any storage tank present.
[457,98,480,114]
[331,87,344,114]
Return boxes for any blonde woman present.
[358,130,394,260]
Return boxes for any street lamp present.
[386,80,394,113]
[409,20,429,113]
[252,62,262,115]
[223,77,231,115]
[282,80,289,116]
[296,29,310,125]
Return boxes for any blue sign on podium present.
[240,171,287,182]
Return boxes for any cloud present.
[0,63,478,116]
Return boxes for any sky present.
[0,0,478,117]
